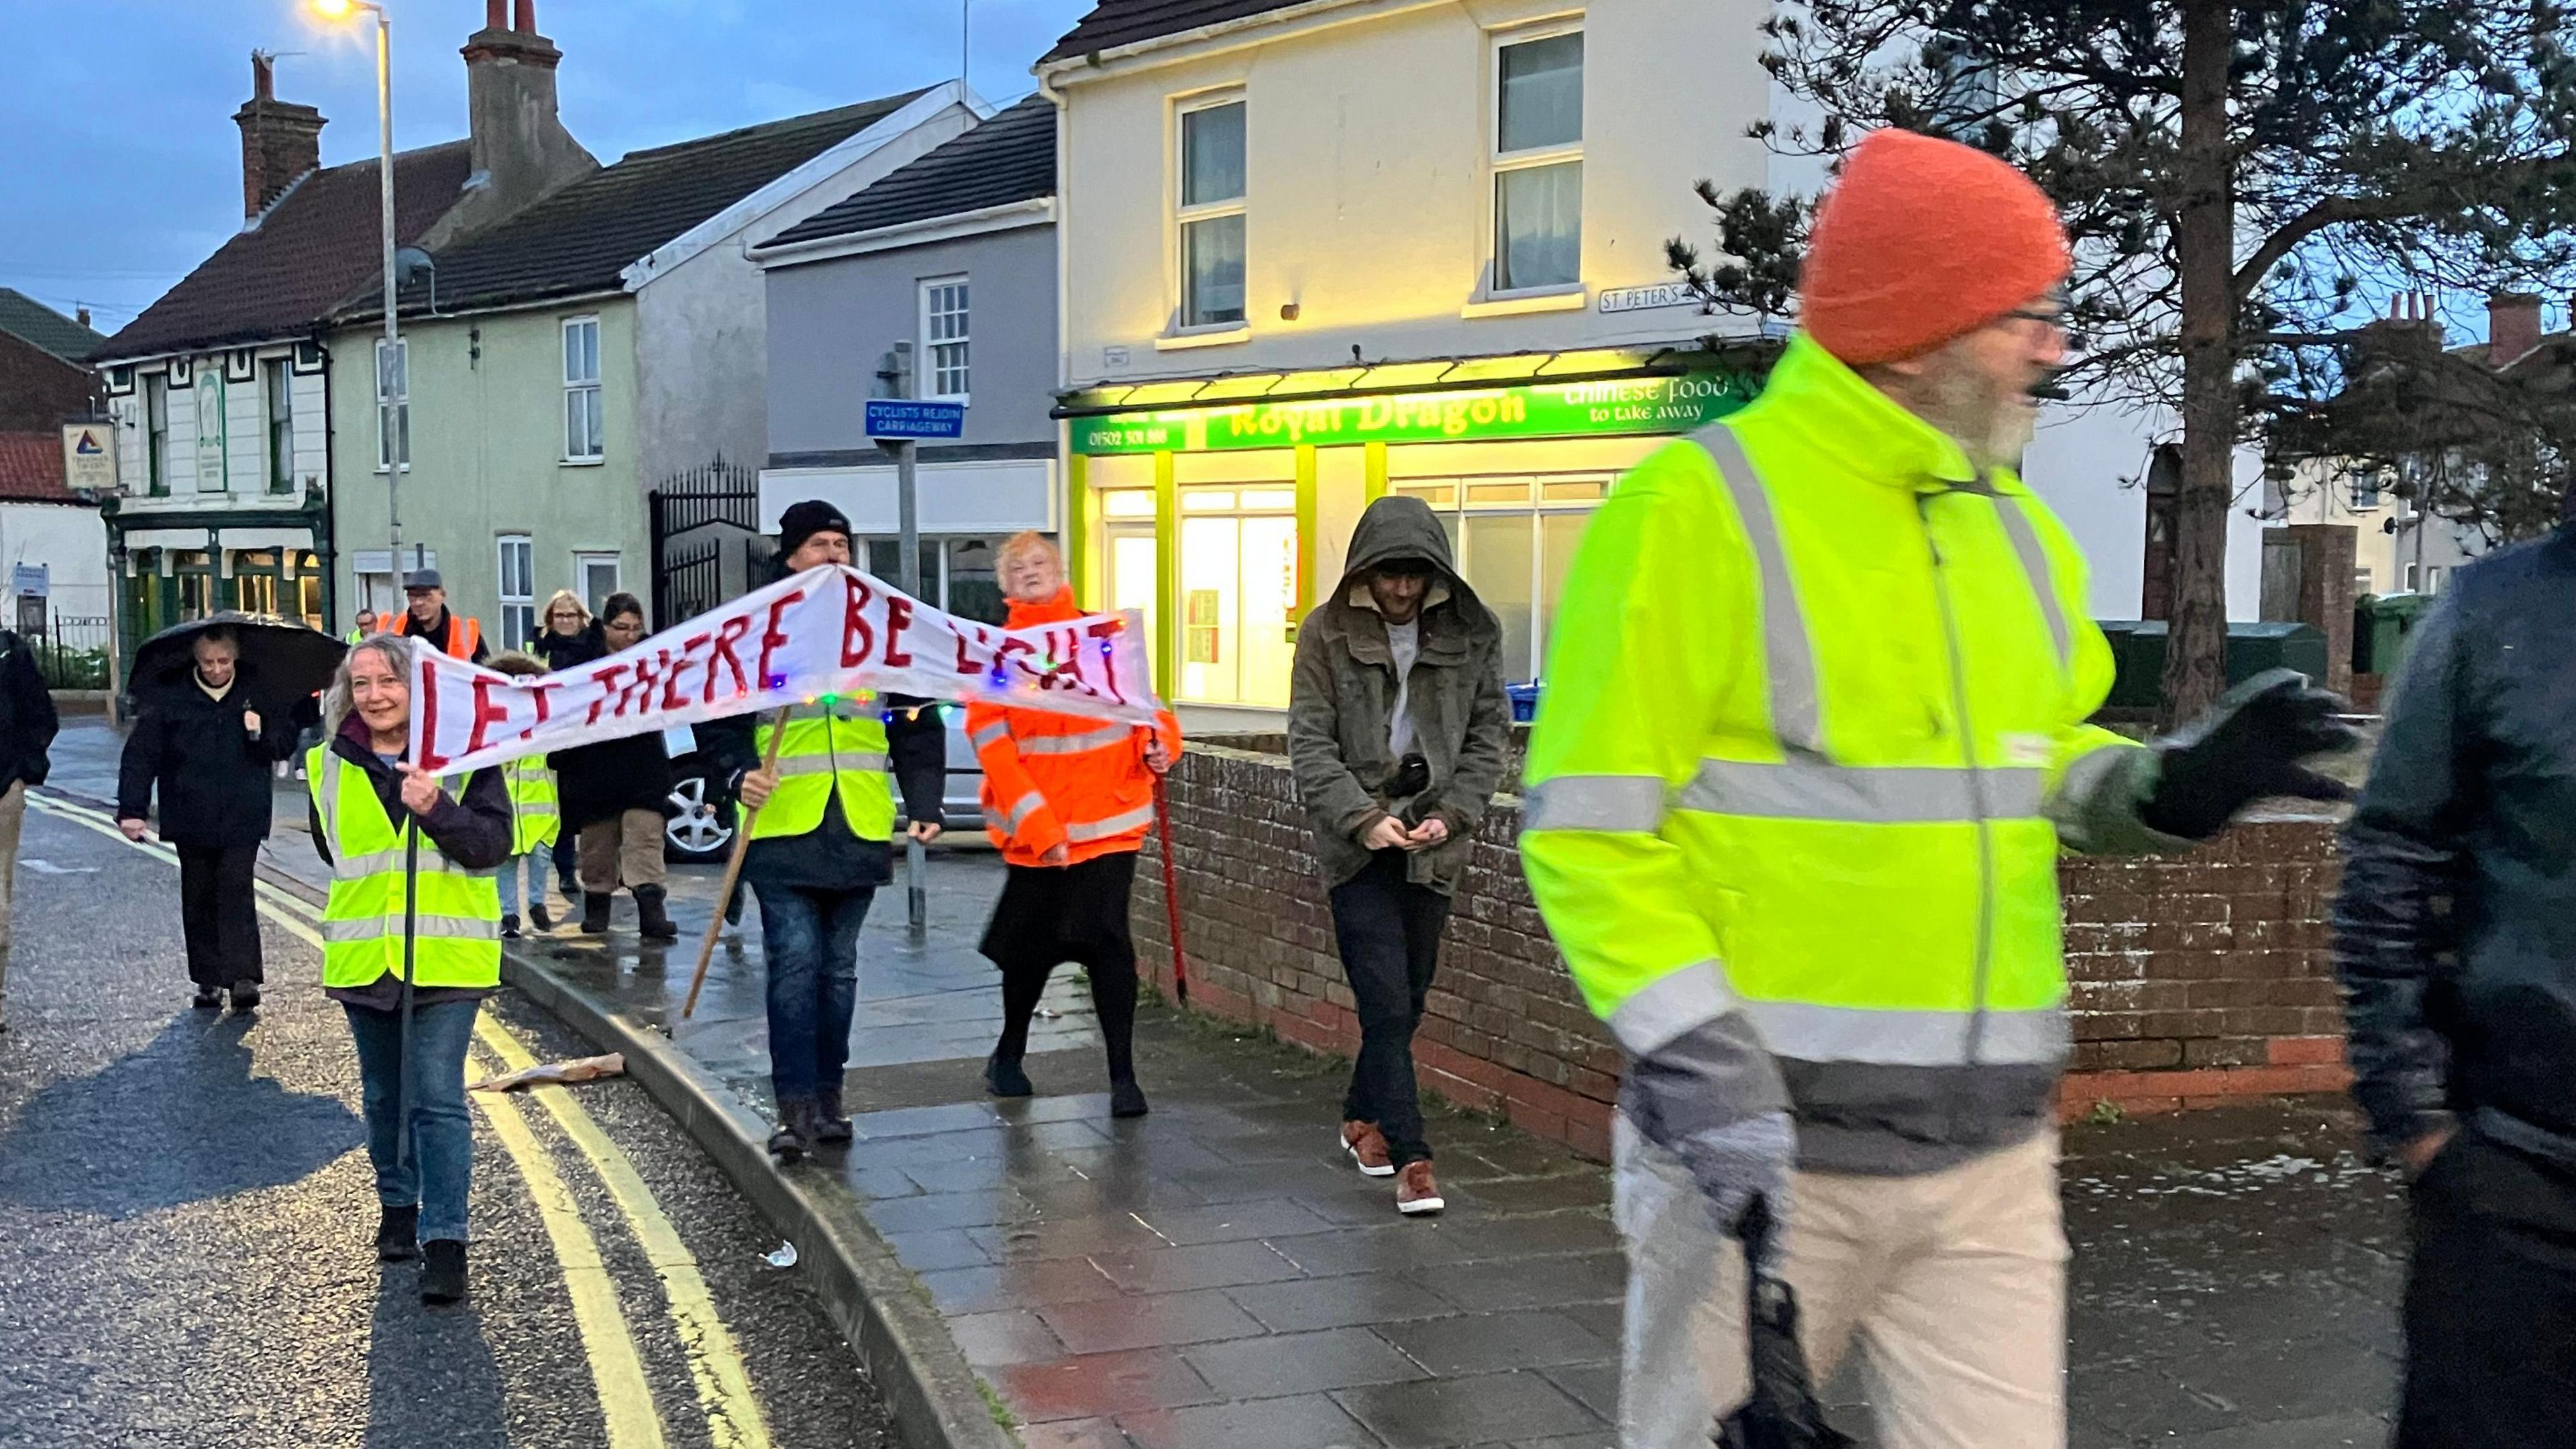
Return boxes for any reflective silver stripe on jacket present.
[1607,961,1738,1057]
[1520,774,1668,833]
[969,720,1011,750]
[1746,1000,2068,1066]
[774,752,890,776]
[1064,802,1156,843]
[1991,496,2074,672]
[1002,791,1046,831]
[321,913,504,944]
[1014,724,1136,756]
[1697,423,1823,754]
[1678,759,2046,824]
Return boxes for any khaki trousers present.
[1613,1115,2067,1449]
[577,809,665,893]
[0,780,19,1024]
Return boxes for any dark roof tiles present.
[1042,0,1305,63]
[0,290,105,364]
[97,142,472,361]
[763,95,1055,251]
[347,89,932,319]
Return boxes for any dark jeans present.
[344,998,479,1244]
[1329,848,1451,1168]
[749,877,873,1104]
[551,833,579,894]
[2397,1127,2576,1446]
[177,843,262,988]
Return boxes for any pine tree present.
[1671,1,2576,722]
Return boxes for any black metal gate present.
[647,458,773,625]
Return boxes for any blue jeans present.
[749,879,874,1103]
[344,999,480,1244]
[498,851,541,918]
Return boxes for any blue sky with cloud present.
[0,0,1093,335]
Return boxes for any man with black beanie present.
[702,500,946,1158]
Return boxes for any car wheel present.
[665,770,735,863]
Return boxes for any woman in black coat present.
[545,594,676,938]
[117,627,298,1010]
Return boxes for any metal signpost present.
[867,350,967,939]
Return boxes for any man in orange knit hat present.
[1522,128,2354,1446]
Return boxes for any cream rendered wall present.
[327,301,647,637]
[2019,400,2265,623]
[1054,0,1772,386]
[106,344,327,509]
[0,502,111,619]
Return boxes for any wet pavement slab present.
[46,725,2408,1448]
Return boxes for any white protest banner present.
[408,566,1161,775]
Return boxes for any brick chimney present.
[2487,292,2544,367]
[417,0,597,248]
[232,52,325,221]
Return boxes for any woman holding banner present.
[704,501,948,1159]
[550,594,678,941]
[307,633,511,1305]
[967,533,1179,1120]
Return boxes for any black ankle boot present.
[635,884,679,941]
[814,1089,853,1144]
[580,891,612,934]
[376,1204,419,1262]
[1110,1079,1150,1119]
[984,1051,1033,1097]
[420,1239,468,1304]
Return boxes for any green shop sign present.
[1071,372,1756,455]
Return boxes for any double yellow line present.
[28,792,771,1449]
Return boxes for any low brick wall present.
[1134,745,2350,1161]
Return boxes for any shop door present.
[1177,514,1296,707]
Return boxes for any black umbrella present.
[1719,1196,1856,1449]
[129,612,347,716]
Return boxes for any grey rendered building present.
[751,96,1058,625]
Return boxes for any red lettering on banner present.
[586,664,629,725]
[704,614,753,702]
[953,623,987,675]
[418,665,447,773]
[882,595,914,667]
[663,633,710,712]
[618,650,668,718]
[840,575,876,665]
[995,636,1036,682]
[466,677,512,755]
[756,588,808,688]
[1085,619,1123,699]
[528,679,564,733]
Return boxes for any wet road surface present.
[0,780,897,1448]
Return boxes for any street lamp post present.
[315,0,406,587]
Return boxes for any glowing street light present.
[310,0,410,576]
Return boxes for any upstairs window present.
[563,316,603,462]
[263,358,295,494]
[1492,28,1584,292]
[145,372,171,496]
[375,338,409,472]
[498,535,535,649]
[921,278,970,400]
[1177,98,1247,329]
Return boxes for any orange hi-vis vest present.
[965,588,1181,868]
[423,612,481,660]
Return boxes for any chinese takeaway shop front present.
[1056,348,1757,715]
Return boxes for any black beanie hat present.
[778,499,854,557]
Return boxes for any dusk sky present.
[0,1,1095,338]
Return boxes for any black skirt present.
[978,851,1138,971]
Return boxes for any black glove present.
[1717,1197,1854,1449]
[2140,668,2361,841]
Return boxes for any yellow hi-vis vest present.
[1521,335,2139,1091]
[748,697,896,843]
[307,747,502,991]
[504,756,559,855]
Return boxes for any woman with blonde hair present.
[967,531,1179,1118]
[307,633,512,1304]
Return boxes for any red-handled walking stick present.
[1153,780,1189,1007]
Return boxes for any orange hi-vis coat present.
[966,588,1181,868]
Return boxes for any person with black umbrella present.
[117,625,299,1011]
[307,633,511,1304]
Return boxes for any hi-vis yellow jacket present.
[1521,335,2161,1173]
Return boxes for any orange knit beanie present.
[1799,128,2071,366]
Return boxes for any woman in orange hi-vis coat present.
[969,533,1181,1119]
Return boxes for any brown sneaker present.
[1341,1121,1394,1177]
[1395,1161,1444,1216]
